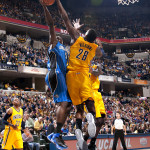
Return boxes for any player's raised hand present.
[72,18,84,30]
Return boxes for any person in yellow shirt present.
[56,0,102,149]
[84,60,106,149]
[34,117,43,133]
[2,97,25,150]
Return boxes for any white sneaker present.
[75,129,88,150]
[76,142,81,150]
[86,113,96,138]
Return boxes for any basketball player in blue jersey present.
[40,0,72,149]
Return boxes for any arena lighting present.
[118,0,139,5]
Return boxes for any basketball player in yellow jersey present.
[2,97,25,150]
[56,0,102,149]
[83,61,106,149]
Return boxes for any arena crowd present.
[0,0,150,39]
[0,91,150,136]
[0,40,150,81]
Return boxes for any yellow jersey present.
[68,36,98,72]
[6,107,23,131]
[90,65,100,90]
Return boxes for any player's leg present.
[76,104,84,130]
[55,101,72,134]
[47,72,72,149]
[47,102,72,149]
[84,93,105,149]
[85,100,97,137]
[13,132,23,150]
[66,71,88,149]
[2,129,15,150]
[75,104,89,150]
[66,71,84,131]
[55,72,72,132]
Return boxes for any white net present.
[118,0,139,5]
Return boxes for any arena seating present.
[1,39,150,80]
[0,91,149,137]
[0,0,150,39]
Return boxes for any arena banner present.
[18,66,48,75]
[0,63,18,71]
[122,77,131,82]
[134,79,148,85]
[57,134,150,150]
[99,75,114,82]
[1,16,150,44]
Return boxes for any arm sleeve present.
[3,113,12,125]
[112,119,115,125]
[21,121,25,130]
[121,118,126,125]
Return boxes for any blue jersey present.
[45,42,71,103]
[47,42,68,74]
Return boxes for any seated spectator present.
[25,114,34,129]
[61,124,69,136]
[22,128,40,150]
[104,127,111,134]
[0,82,4,89]
[34,117,43,134]
[47,118,55,135]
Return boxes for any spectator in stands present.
[22,128,40,150]
[0,83,4,89]
[61,124,69,136]
[47,118,55,135]
[0,90,149,139]
[0,0,150,39]
[34,117,43,133]
[104,126,111,134]
[25,114,34,131]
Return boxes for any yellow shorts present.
[2,128,23,149]
[66,71,93,105]
[93,91,106,118]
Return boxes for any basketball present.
[43,0,55,6]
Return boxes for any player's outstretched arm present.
[55,0,80,41]
[40,0,57,47]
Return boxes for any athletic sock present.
[56,122,63,133]
[90,137,96,145]
[84,134,89,142]
[76,118,82,130]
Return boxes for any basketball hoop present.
[118,0,139,5]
